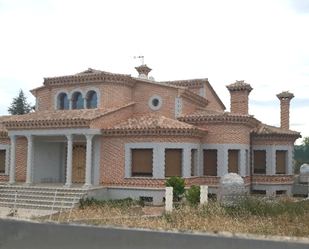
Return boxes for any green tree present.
[294,137,309,174]
[302,137,309,146]
[8,89,32,115]
[165,176,185,201]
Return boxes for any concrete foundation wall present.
[252,183,292,196]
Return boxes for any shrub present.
[185,185,200,205]
[79,197,144,209]
[165,176,185,201]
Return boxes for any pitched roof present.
[107,114,198,130]
[42,68,134,87]
[178,109,259,128]
[102,114,207,137]
[3,102,134,130]
[160,78,226,110]
[253,123,301,137]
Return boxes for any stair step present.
[0,185,92,210]
[0,190,86,196]
[0,196,79,203]
[0,201,73,210]
[0,193,82,200]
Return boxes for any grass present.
[39,197,309,238]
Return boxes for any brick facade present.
[0,65,301,198]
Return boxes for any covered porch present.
[8,129,101,188]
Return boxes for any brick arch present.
[54,89,70,110]
[85,87,100,108]
[68,88,86,100]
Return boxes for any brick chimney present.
[226,80,253,115]
[276,91,294,129]
[135,64,152,78]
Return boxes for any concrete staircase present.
[0,185,88,210]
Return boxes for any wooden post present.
[165,187,173,212]
[200,185,208,204]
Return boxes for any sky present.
[0,0,308,144]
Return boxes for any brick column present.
[9,135,16,185]
[84,134,93,188]
[25,135,34,185]
[64,134,73,188]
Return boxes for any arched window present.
[59,93,69,110]
[72,92,84,109]
[87,91,98,109]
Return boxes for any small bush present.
[79,197,144,209]
[185,185,200,205]
[165,176,185,201]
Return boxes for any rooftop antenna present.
[133,55,144,65]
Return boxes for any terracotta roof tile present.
[0,116,10,136]
[3,102,134,130]
[254,123,301,136]
[106,114,199,130]
[179,109,251,118]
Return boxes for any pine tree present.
[7,89,32,115]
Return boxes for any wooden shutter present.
[253,150,266,174]
[0,150,5,173]
[276,151,286,174]
[203,150,217,176]
[191,149,197,176]
[165,149,182,177]
[132,149,153,177]
[228,150,239,173]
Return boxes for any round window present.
[148,95,162,111]
[152,98,159,107]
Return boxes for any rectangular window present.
[0,150,6,174]
[191,149,197,176]
[203,150,217,176]
[131,149,153,177]
[165,149,182,177]
[276,150,287,174]
[228,150,239,174]
[254,150,266,174]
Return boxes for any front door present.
[72,145,86,183]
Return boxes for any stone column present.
[25,135,34,185]
[9,135,17,185]
[69,98,73,110]
[64,134,73,187]
[165,187,173,212]
[200,185,208,204]
[239,149,247,176]
[84,134,93,188]
[83,98,87,109]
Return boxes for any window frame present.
[0,146,9,175]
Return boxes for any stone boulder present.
[299,163,309,183]
[218,173,245,206]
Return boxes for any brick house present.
[0,64,300,204]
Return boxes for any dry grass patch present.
[39,197,309,238]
